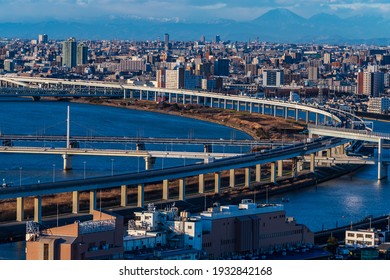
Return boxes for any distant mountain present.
[1,8,390,44]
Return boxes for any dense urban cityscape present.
[1,33,390,115]
[1,0,390,265]
[1,30,390,263]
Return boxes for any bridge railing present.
[308,124,390,140]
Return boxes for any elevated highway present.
[0,136,351,223]
[1,76,342,124]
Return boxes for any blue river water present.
[0,98,390,259]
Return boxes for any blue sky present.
[1,0,390,22]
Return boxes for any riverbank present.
[67,97,306,141]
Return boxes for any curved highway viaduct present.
[0,76,362,224]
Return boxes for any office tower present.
[245,64,259,77]
[308,66,319,81]
[357,70,364,94]
[200,35,205,43]
[164,33,170,51]
[4,59,14,72]
[165,67,184,89]
[263,69,284,87]
[214,58,230,76]
[62,37,77,68]
[362,71,385,97]
[215,35,220,43]
[323,53,331,64]
[156,68,166,88]
[77,44,88,66]
[38,34,48,44]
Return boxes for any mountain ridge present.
[1,8,389,44]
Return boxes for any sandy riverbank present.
[67,97,307,141]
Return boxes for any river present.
[0,98,389,259]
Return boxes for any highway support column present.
[378,138,388,180]
[120,185,128,207]
[62,154,72,170]
[245,167,251,188]
[270,162,276,183]
[179,178,186,201]
[16,197,24,222]
[34,196,42,224]
[255,164,261,182]
[138,184,144,208]
[72,191,79,214]
[89,190,97,214]
[163,179,169,200]
[291,157,299,178]
[144,156,155,170]
[198,174,205,194]
[214,172,221,194]
[229,169,235,187]
[277,160,283,177]
[310,153,316,173]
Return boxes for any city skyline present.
[0,0,389,23]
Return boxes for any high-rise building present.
[323,53,331,64]
[164,33,170,51]
[77,44,88,66]
[200,35,205,43]
[215,35,220,43]
[263,69,284,87]
[307,66,319,81]
[361,71,385,97]
[214,59,230,76]
[38,34,48,44]
[4,59,14,72]
[62,37,77,68]
[165,67,184,89]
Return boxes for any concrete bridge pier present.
[72,191,80,214]
[120,185,128,207]
[245,168,252,188]
[214,172,221,193]
[295,108,299,121]
[310,153,316,172]
[255,164,261,182]
[34,196,42,223]
[138,184,144,208]
[229,169,235,187]
[89,190,97,214]
[144,156,155,170]
[62,154,73,170]
[198,174,205,194]
[16,197,24,222]
[163,179,170,200]
[277,160,283,177]
[270,162,276,183]
[378,138,388,180]
[179,178,186,201]
[291,158,298,178]
[305,110,309,124]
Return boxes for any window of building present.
[347,233,354,237]
[356,234,364,238]
[187,225,192,229]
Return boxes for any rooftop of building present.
[199,199,284,220]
